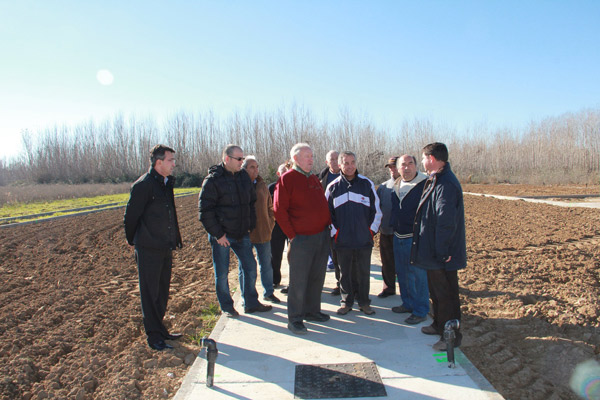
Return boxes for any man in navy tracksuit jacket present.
[325,151,382,315]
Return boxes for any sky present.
[1,1,599,160]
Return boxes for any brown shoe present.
[421,324,439,335]
[337,305,352,315]
[360,305,375,315]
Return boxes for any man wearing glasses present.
[199,144,272,317]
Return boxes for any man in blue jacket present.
[411,142,467,351]
[390,155,428,325]
[326,151,382,316]
[124,145,183,351]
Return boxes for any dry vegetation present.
[1,106,598,186]
[0,183,132,206]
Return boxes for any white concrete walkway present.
[175,252,503,400]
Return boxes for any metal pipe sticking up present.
[200,337,218,387]
[443,320,460,368]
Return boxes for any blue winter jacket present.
[410,163,467,270]
[325,173,382,249]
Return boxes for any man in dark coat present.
[124,144,183,351]
[199,144,272,316]
[411,142,467,351]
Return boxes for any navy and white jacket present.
[325,172,382,249]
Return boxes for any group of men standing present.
[124,141,466,352]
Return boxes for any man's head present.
[397,155,418,182]
[222,144,245,173]
[150,144,176,178]
[325,150,340,174]
[242,156,259,181]
[421,142,448,174]
[290,143,313,173]
[276,162,288,176]
[384,156,400,180]
[339,151,357,180]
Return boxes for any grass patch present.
[189,303,222,343]
[0,188,200,223]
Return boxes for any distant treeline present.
[1,106,599,186]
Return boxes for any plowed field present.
[1,186,599,399]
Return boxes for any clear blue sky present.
[1,1,599,160]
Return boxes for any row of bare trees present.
[1,106,599,186]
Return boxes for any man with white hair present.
[274,143,332,335]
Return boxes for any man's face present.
[244,160,259,181]
[295,148,314,173]
[225,149,244,173]
[340,154,357,178]
[398,155,417,181]
[327,152,340,173]
[155,151,176,177]
[421,153,435,174]
[388,164,400,180]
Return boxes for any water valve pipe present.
[200,337,218,387]
[443,320,460,368]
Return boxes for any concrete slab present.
[175,254,503,400]
[464,192,600,209]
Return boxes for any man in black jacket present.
[411,142,467,351]
[124,145,183,351]
[199,144,272,316]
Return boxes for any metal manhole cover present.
[294,362,387,399]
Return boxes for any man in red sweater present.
[274,143,332,335]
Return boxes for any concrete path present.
[464,192,600,209]
[175,252,503,400]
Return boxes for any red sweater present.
[273,169,331,239]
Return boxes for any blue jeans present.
[393,236,429,317]
[252,241,274,297]
[209,234,259,311]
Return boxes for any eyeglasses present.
[230,156,245,162]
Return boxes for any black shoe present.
[392,305,412,314]
[149,340,173,351]
[288,321,308,335]
[377,291,395,298]
[305,312,330,322]
[280,286,289,294]
[405,314,427,325]
[165,333,183,341]
[223,308,240,317]
[331,287,341,296]
[245,303,273,313]
[264,294,281,304]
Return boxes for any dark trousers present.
[379,233,396,294]
[329,236,341,288]
[136,246,172,345]
[337,247,373,307]
[270,223,287,286]
[427,268,462,340]
[287,229,329,323]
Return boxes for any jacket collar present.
[149,167,175,187]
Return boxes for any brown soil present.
[1,186,599,400]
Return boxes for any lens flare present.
[96,69,114,86]
[570,359,600,399]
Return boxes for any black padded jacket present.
[198,163,257,240]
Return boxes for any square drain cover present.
[294,362,387,399]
